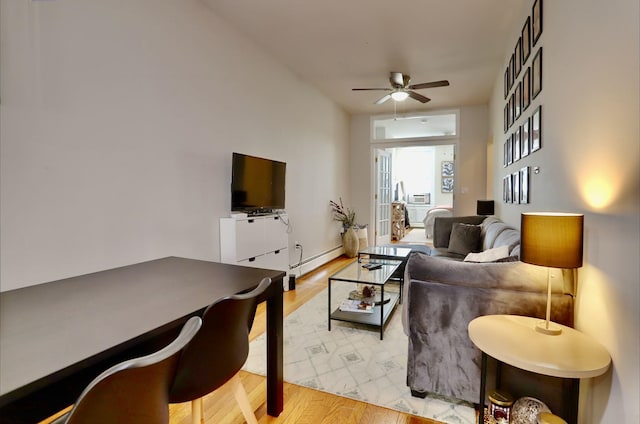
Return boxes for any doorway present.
[370,110,459,245]
[373,143,456,245]
[390,144,455,228]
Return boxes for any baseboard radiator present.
[289,245,343,277]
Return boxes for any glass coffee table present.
[328,260,401,340]
[357,246,413,303]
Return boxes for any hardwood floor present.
[40,255,444,424]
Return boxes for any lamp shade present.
[477,200,495,215]
[520,213,584,268]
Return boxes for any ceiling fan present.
[352,72,449,104]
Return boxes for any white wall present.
[349,114,372,234]
[0,0,350,291]
[392,147,436,199]
[488,0,639,422]
[457,105,490,215]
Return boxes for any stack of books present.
[339,299,373,313]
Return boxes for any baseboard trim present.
[289,245,343,277]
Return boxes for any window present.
[372,112,457,140]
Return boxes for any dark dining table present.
[0,257,284,423]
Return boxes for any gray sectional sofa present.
[401,215,575,406]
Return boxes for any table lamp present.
[520,212,584,335]
[477,200,495,216]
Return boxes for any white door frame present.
[369,140,458,245]
[374,149,392,246]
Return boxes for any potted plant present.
[329,198,359,257]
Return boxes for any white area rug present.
[400,228,430,244]
[243,284,476,423]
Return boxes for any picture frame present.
[503,176,507,203]
[532,0,543,46]
[503,176,508,202]
[522,66,531,111]
[521,118,530,158]
[512,172,520,205]
[509,92,515,128]
[514,37,522,78]
[521,17,531,63]
[513,126,521,162]
[504,68,510,100]
[507,133,513,165]
[504,104,509,133]
[441,161,454,177]
[515,81,522,120]
[441,177,454,193]
[509,54,515,90]
[503,138,509,167]
[520,166,530,204]
[532,47,543,99]
[531,105,542,152]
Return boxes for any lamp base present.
[535,320,562,335]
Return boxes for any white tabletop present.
[468,315,610,379]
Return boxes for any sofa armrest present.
[402,251,575,403]
[407,251,555,292]
[404,268,574,403]
[401,251,572,335]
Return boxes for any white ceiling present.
[203,0,527,115]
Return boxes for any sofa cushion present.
[493,227,521,256]
[494,255,520,262]
[482,219,515,250]
[463,245,510,262]
[429,247,466,260]
[448,223,481,255]
[433,215,486,248]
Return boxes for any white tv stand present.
[219,213,289,274]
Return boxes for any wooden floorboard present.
[40,254,446,424]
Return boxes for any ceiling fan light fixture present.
[391,91,409,101]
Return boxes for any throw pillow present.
[448,223,481,256]
[494,255,520,263]
[464,245,510,263]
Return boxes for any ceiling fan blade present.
[407,80,450,90]
[352,88,391,91]
[375,94,392,104]
[389,72,405,88]
[408,91,430,103]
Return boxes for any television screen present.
[231,153,286,213]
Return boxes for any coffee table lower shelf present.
[329,292,399,340]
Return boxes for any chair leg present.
[230,373,258,424]
[191,398,204,424]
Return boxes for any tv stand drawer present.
[220,214,289,265]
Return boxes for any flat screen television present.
[231,152,286,214]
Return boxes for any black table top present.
[0,257,284,415]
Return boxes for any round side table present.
[469,315,610,424]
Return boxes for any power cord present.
[295,242,303,277]
[275,210,293,234]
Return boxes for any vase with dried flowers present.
[330,198,358,257]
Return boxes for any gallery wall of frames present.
[502,0,543,204]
